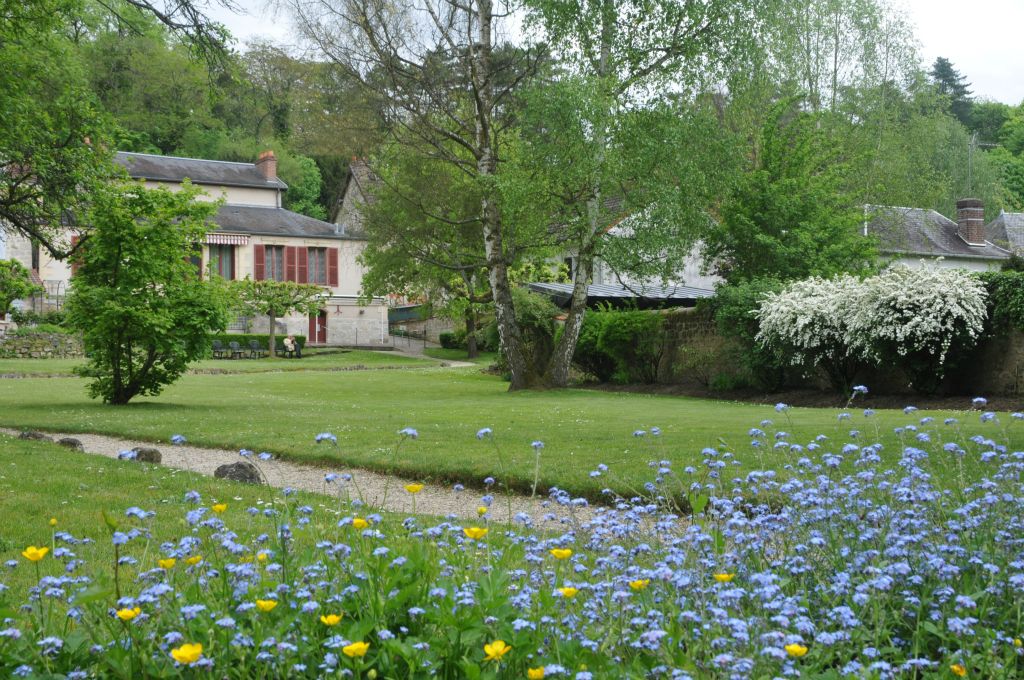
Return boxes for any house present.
[2,150,388,346]
[985,210,1024,253]
[864,199,1013,271]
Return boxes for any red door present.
[308,310,328,345]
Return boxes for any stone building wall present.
[0,333,83,359]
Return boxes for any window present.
[308,247,327,284]
[209,244,235,279]
[265,246,285,281]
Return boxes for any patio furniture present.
[228,341,244,359]
[248,340,266,359]
[211,339,224,359]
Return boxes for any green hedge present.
[208,333,306,352]
[571,309,666,384]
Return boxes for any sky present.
[211,0,1024,105]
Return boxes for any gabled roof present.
[213,206,364,241]
[986,211,1024,251]
[331,159,378,235]
[115,152,288,191]
[865,205,1009,261]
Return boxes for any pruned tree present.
[287,0,549,389]
[230,278,326,355]
[0,260,43,319]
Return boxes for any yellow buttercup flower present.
[116,607,141,622]
[549,548,572,560]
[483,639,511,662]
[256,599,278,613]
[49,518,57,527]
[557,587,578,598]
[477,506,489,517]
[342,641,370,658]
[713,572,735,583]
[158,558,176,569]
[21,546,48,562]
[352,517,369,529]
[628,579,651,591]
[1014,638,1022,647]
[784,643,808,658]
[171,642,203,665]
[528,668,545,679]
[320,613,343,626]
[185,555,203,566]
[950,664,967,677]
[212,503,227,514]
[404,483,424,494]
[463,527,489,540]
[257,552,269,563]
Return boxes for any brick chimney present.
[255,150,277,181]
[956,198,986,246]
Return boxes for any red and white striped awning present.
[205,233,250,245]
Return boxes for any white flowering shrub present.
[756,264,989,394]
[755,275,864,391]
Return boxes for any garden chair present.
[248,339,266,359]
[211,339,224,359]
[228,341,243,359]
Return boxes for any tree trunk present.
[472,0,532,390]
[465,309,478,359]
[268,313,277,357]
[545,245,594,387]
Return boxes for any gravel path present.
[2,428,589,525]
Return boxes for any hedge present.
[208,333,306,352]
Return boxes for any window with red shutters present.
[307,247,327,284]
[298,247,308,283]
[254,244,265,280]
[285,246,298,282]
[327,247,339,287]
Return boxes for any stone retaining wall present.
[0,332,83,359]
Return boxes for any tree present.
[229,278,326,356]
[929,57,973,127]
[0,260,42,318]
[65,181,229,404]
[703,102,878,283]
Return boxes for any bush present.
[674,325,726,388]
[11,323,70,336]
[705,279,788,391]
[571,312,616,382]
[439,331,461,349]
[485,289,561,378]
[9,309,66,327]
[978,270,1024,333]
[209,333,306,353]
[596,310,666,384]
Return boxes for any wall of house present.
[140,180,280,208]
[215,237,368,297]
[884,255,1003,273]
[245,296,389,347]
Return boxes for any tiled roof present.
[528,281,714,307]
[865,205,1009,260]
[212,206,364,241]
[115,152,288,190]
[986,211,1024,251]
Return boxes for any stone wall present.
[0,333,83,359]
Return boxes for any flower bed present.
[2,403,1023,678]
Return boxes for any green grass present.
[0,434,335,594]
[0,361,1017,498]
[423,347,499,365]
[0,349,427,377]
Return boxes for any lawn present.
[0,349,427,377]
[422,347,499,365]
[0,359,1017,498]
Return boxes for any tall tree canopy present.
[929,56,974,127]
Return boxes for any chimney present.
[255,150,277,181]
[956,198,986,246]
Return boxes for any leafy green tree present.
[0,260,43,318]
[929,57,973,127]
[229,279,326,357]
[65,182,229,404]
[703,103,877,283]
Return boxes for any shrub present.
[11,323,70,336]
[978,270,1024,333]
[571,311,616,382]
[674,325,726,388]
[439,331,461,349]
[706,279,788,390]
[208,333,306,352]
[596,310,666,384]
[9,309,66,327]
[485,289,561,378]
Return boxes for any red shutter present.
[70,235,81,276]
[254,245,265,280]
[285,246,298,282]
[327,247,339,287]
[228,245,236,280]
[298,247,309,283]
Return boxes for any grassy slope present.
[422,348,500,365]
[0,350,427,376]
[0,364,1015,498]
[0,435,335,594]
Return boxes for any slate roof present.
[865,205,1010,261]
[528,281,714,309]
[213,206,364,241]
[986,211,1024,251]
[115,152,288,191]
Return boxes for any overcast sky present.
[210,0,1024,105]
